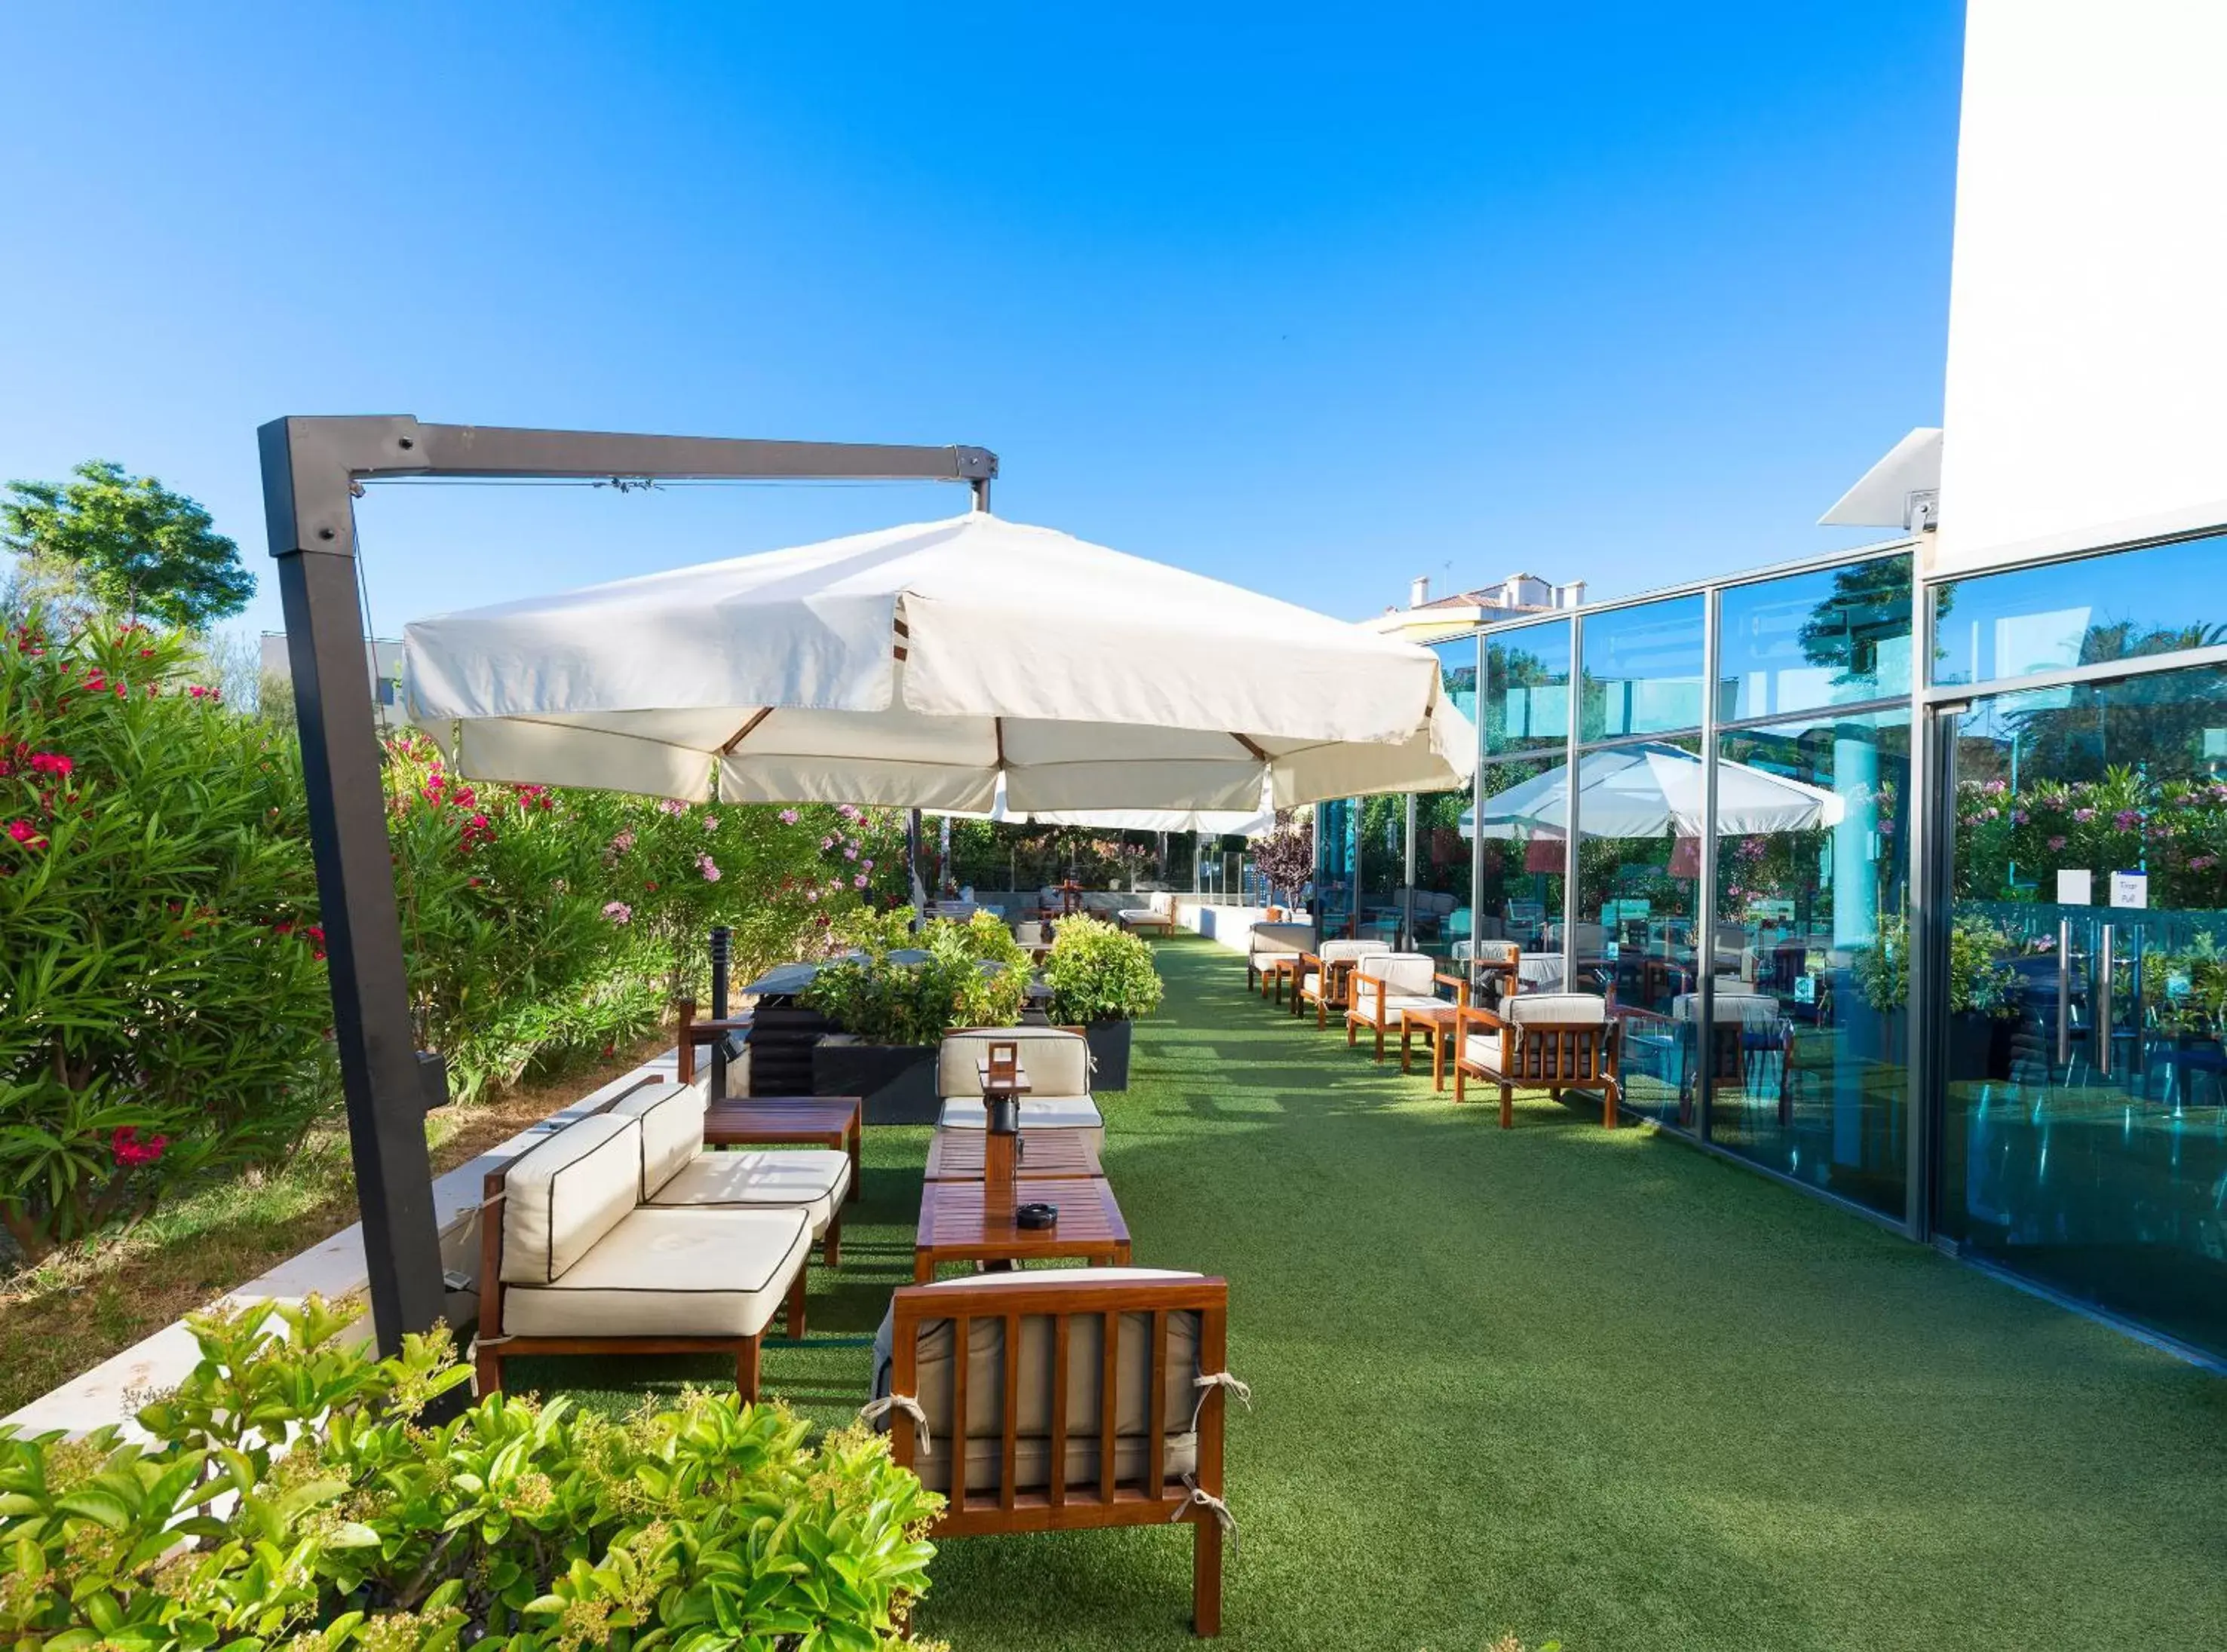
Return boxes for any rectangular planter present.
[812,1041,940,1125]
[1084,1018,1133,1092]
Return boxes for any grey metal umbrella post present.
[257,415,996,1354]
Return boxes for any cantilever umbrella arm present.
[257,415,998,1355]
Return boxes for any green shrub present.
[1851,914,2023,1018]
[1041,915,1164,1023]
[804,918,1026,1045]
[0,615,336,1260]
[0,1295,946,1652]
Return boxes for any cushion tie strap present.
[857,1393,932,1457]
[1188,1369,1251,1434]
[1167,1473,1238,1552]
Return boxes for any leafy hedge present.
[803,912,1028,1045]
[0,1295,946,1651]
[2,611,907,1259]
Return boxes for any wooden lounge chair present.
[867,1268,1240,1636]
[1294,937,1376,1025]
[1118,892,1180,937]
[1468,939,1523,1009]
[1452,993,1623,1129]
[1671,988,1792,1127]
[1343,952,1465,1059]
[474,1107,813,1400]
[1245,921,1315,999]
[934,1026,1106,1153]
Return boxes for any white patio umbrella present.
[404,512,1471,811]
[1458,743,1844,838]
[937,773,1280,837]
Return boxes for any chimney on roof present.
[1410,575,1431,608]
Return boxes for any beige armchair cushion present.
[937,1027,1091,1100]
[1316,939,1378,965]
[607,1079,708,1197]
[502,1206,810,1338]
[1354,952,1437,996]
[1248,921,1316,960]
[501,1114,643,1285]
[937,1095,1103,1154]
[1505,992,1608,1026]
[1672,991,1781,1030]
[1472,940,1521,966]
[870,1267,1204,1495]
[646,1148,850,1238]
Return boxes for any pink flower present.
[26,752,70,779]
[2048,835,2067,851]
[778,808,799,824]
[658,797,688,816]
[820,835,836,851]
[697,854,721,883]
[853,873,868,889]
[805,888,821,903]
[2191,855,2219,872]
[860,858,874,872]
[703,814,719,831]
[2114,810,2140,831]
[5,820,46,850]
[2011,811,2029,826]
[602,900,633,924]
[2074,808,2096,823]
[609,829,636,854]
[843,845,858,861]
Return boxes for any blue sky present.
[0,2,1964,639]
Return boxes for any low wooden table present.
[1259,954,1300,1004]
[924,1127,1104,1181]
[703,1096,863,1203]
[913,1175,1130,1282]
[1398,1003,1462,1092]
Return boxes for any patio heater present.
[259,416,995,1355]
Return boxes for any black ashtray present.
[1015,1201,1060,1230]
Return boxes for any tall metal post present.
[261,418,445,1355]
[1696,589,1722,1139]
[256,415,997,1354]
[708,927,734,1102]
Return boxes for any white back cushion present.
[937,1028,1091,1099]
[1356,952,1436,995]
[1506,992,1608,1027]
[1672,992,1780,1028]
[608,1078,708,1197]
[1317,938,1379,964]
[502,1114,643,1284]
[1249,922,1315,958]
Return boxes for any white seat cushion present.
[1506,993,1608,1026]
[937,1095,1104,1154]
[502,1205,811,1339]
[871,1267,1204,1495]
[1671,992,1781,1029]
[1352,993,1444,1022]
[937,1028,1092,1099]
[1299,971,1323,994]
[607,1079,708,1197]
[501,1114,643,1285]
[646,1148,850,1237]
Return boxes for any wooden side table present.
[1398,1004,1462,1092]
[913,1175,1130,1282]
[703,1096,863,1203]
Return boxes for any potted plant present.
[1041,913,1164,1090]
[802,915,1025,1121]
[1850,914,2024,1079]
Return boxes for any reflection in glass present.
[1940,663,2227,1357]
[1354,795,1406,946]
[1581,596,1704,742]
[1929,529,2227,688]
[1410,638,1482,964]
[1710,710,1910,1217]
[1470,757,1566,995]
[1485,621,1572,756]
[1313,798,1357,940]
[1717,554,1912,721]
[1433,636,1480,725]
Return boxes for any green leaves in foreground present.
[0,1295,946,1652]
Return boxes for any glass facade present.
[1314,531,2227,1365]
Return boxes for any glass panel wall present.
[1929,529,2227,688]
[1486,621,1572,758]
[1581,595,1704,742]
[1471,754,1567,996]
[1354,795,1407,946]
[1313,797,1357,940]
[1412,638,1480,964]
[1719,553,1913,719]
[1710,710,1910,1217]
[1938,662,2227,1357]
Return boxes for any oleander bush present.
[803,915,1027,1046]
[1041,915,1164,1024]
[0,1295,946,1652]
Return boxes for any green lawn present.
[515,936,2227,1651]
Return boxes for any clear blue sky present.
[0,2,1964,639]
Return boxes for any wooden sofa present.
[1343,952,1466,1059]
[1118,892,1180,937]
[1452,993,1623,1129]
[934,1026,1106,1153]
[868,1268,1238,1636]
[475,1081,838,1399]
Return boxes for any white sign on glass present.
[2055,869,2093,906]
[2110,872,2149,910]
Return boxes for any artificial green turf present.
[514,936,2227,1650]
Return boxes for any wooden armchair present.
[1343,952,1468,1061]
[1294,938,1378,1026]
[675,998,753,1095]
[1671,988,1793,1127]
[1245,921,1316,1000]
[870,1270,1238,1636]
[1452,993,1623,1129]
[1466,939,1523,1009]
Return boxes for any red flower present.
[5,820,47,850]
[26,752,72,779]
[111,1126,169,1168]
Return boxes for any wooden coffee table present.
[703,1096,862,1203]
[913,1175,1130,1282]
[1398,1004,1462,1092]
[924,1128,1104,1182]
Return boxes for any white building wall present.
[1937,1,2227,574]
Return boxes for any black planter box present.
[812,1041,940,1124]
[1084,1019,1133,1092]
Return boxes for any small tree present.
[1252,809,1314,903]
[2,460,254,630]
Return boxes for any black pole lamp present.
[259,416,995,1355]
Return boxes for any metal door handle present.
[2095,923,2115,1078]
[2057,919,2073,1067]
